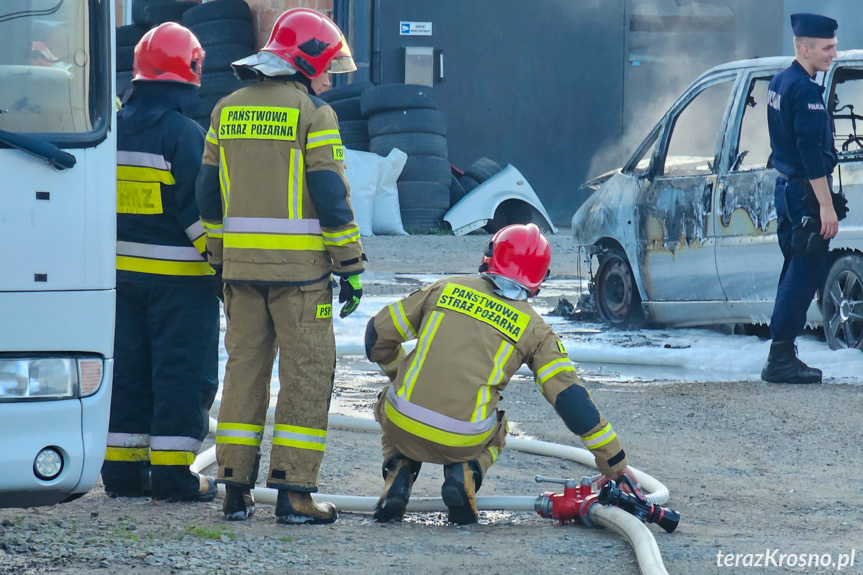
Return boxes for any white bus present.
[0,0,115,507]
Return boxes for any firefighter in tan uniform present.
[365,224,634,524]
[195,9,363,524]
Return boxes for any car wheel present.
[594,248,643,324]
[822,254,863,350]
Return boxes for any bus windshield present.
[0,0,109,140]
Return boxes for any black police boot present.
[373,455,422,523]
[275,490,337,525]
[441,460,483,525]
[223,485,255,521]
[761,341,822,384]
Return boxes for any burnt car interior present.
[830,67,863,155]
[733,77,772,172]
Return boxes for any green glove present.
[338,274,363,318]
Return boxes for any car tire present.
[822,253,863,350]
[320,81,373,103]
[201,44,253,72]
[190,20,255,49]
[458,174,480,194]
[116,46,135,73]
[594,248,644,325]
[181,0,251,27]
[367,109,447,138]
[465,157,503,183]
[397,181,450,210]
[369,133,447,158]
[338,120,368,144]
[399,156,451,184]
[198,71,249,99]
[449,174,466,207]
[400,208,449,233]
[132,0,197,27]
[116,24,149,47]
[328,97,363,122]
[360,84,438,116]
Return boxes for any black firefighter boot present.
[373,455,422,523]
[275,490,338,525]
[441,460,483,525]
[223,449,260,521]
[761,340,822,384]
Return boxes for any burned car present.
[572,52,863,350]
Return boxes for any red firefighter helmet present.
[480,224,551,295]
[133,22,205,86]
[261,8,357,79]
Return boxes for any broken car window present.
[830,67,863,156]
[732,77,772,171]
[662,79,734,177]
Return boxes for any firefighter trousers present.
[216,282,335,492]
[374,388,508,479]
[102,281,219,499]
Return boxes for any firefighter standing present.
[763,13,845,384]
[102,23,218,502]
[196,9,364,524]
[365,224,633,524]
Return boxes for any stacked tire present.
[320,81,373,151]
[362,85,450,232]
[182,0,256,129]
[115,23,148,99]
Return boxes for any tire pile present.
[116,0,255,129]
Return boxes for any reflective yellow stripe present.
[116,256,215,276]
[104,447,149,462]
[400,311,443,401]
[488,446,500,463]
[117,165,175,185]
[223,233,326,251]
[219,147,230,209]
[322,226,360,246]
[215,436,261,446]
[582,423,616,450]
[536,358,575,392]
[193,235,207,254]
[384,400,494,447]
[473,341,513,422]
[272,438,326,451]
[218,423,264,432]
[216,422,264,446]
[389,301,416,341]
[203,221,224,238]
[274,424,326,437]
[307,129,342,149]
[206,128,218,145]
[150,451,196,466]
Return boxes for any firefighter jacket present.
[366,276,628,476]
[116,82,213,285]
[197,79,364,286]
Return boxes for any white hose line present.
[199,414,669,505]
[590,505,671,575]
[335,343,687,368]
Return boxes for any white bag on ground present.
[343,149,378,236]
[373,148,409,236]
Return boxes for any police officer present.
[196,9,364,524]
[763,13,842,385]
[365,224,635,524]
[102,23,218,501]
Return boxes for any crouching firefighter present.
[102,23,219,502]
[195,9,364,524]
[365,224,635,524]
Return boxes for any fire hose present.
[194,413,675,575]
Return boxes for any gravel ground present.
[2,231,862,575]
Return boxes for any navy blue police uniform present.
[767,14,838,344]
[101,82,219,500]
